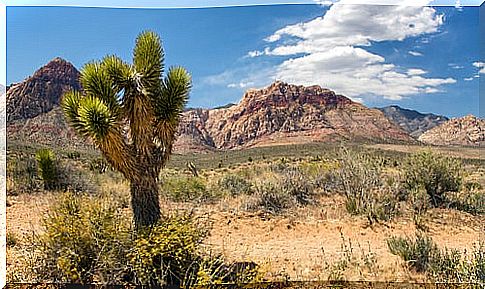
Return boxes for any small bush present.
[446,190,485,216]
[7,156,39,195]
[387,233,440,273]
[35,148,59,190]
[24,192,130,284]
[388,234,485,283]
[218,174,253,196]
[161,175,216,202]
[128,214,208,288]
[89,158,110,174]
[403,150,462,207]
[335,148,399,223]
[281,168,315,205]
[7,231,20,247]
[66,151,81,160]
[247,182,293,214]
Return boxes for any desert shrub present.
[6,231,20,247]
[36,148,59,190]
[388,234,485,283]
[89,158,110,174]
[247,181,294,214]
[128,214,208,288]
[446,190,485,216]
[280,168,315,205]
[188,258,263,287]
[218,174,253,196]
[409,186,430,231]
[66,151,81,160]
[7,156,39,195]
[24,192,131,284]
[387,233,440,273]
[161,175,218,202]
[403,150,463,207]
[335,148,399,223]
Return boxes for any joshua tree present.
[61,31,191,229]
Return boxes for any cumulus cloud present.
[473,61,485,74]
[408,51,423,56]
[247,0,455,101]
[464,77,474,81]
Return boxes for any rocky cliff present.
[418,115,484,147]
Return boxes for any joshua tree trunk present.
[130,176,161,228]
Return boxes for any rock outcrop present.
[418,115,484,147]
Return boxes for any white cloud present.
[408,51,423,56]
[407,68,427,75]
[464,77,474,81]
[473,61,485,74]
[227,81,255,89]
[257,1,454,101]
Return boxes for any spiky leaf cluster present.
[61,31,191,181]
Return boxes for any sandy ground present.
[6,193,484,282]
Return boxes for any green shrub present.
[218,174,253,196]
[281,168,315,205]
[128,214,208,288]
[335,148,399,223]
[388,234,485,283]
[66,151,81,160]
[247,181,293,214]
[89,158,110,174]
[35,148,59,190]
[403,150,462,207]
[446,190,485,215]
[161,175,217,202]
[387,233,440,273]
[409,186,430,231]
[26,192,131,284]
[7,156,39,195]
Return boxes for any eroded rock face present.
[418,115,485,147]
[6,57,81,123]
[175,81,413,150]
[378,105,449,138]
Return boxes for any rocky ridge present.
[6,57,81,123]
[418,115,484,147]
[175,81,413,150]
[377,105,448,138]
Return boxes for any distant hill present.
[377,105,448,138]
[418,115,484,147]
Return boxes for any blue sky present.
[6,2,484,117]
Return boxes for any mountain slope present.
[6,57,81,123]
[418,115,484,147]
[175,81,413,150]
[377,105,448,138]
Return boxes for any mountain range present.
[377,106,448,138]
[6,58,483,151]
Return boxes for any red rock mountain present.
[175,81,413,150]
[418,115,484,147]
[7,59,415,151]
[6,57,81,123]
